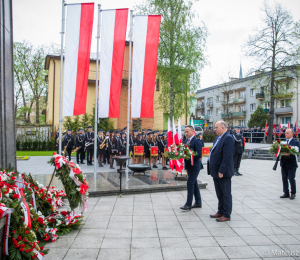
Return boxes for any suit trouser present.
[186,169,201,206]
[76,148,84,163]
[281,166,296,194]
[234,153,242,169]
[66,148,72,161]
[213,177,232,218]
[87,148,94,164]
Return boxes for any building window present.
[264,102,270,109]
[216,96,220,101]
[239,92,245,98]
[250,103,256,112]
[281,117,291,124]
[155,79,159,91]
[238,120,245,126]
[207,110,210,116]
[229,93,234,100]
[216,108,219,115]
[250,88,255,96]
[239,105,246,112]
[280,100,291,108]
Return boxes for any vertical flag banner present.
[131,15,161,118]
[63,3,94,116]
[98,9,128,118]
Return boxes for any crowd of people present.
[55,127,175,170]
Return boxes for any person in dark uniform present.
[136,133,145,164]
[160,134,168,170]
[97,129,106,167]
[103,131,110,165]
[232,126,244,176]
[55,131,59,153]
[144,132,154,169]
[76,128,85,164]
[279,128,300,200]
[63,129,75,161]
[152,131,159,168]
[85,126,94,166]
[131,130,139,164]
[117,132,127,169]
[107,131,118,169]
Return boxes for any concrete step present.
[253,150,270,154]
[253,153,273,157]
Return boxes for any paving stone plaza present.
[17,157,300,260]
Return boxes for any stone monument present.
[0,0,16,170]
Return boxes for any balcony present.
[256,92,265,100]
[233,97,246,103]
[203,115,209,120]
[206,101,213,107]
[221,111,246,118]
[274,107,293,114]
[263,109,270,114]
[196,103,205,110]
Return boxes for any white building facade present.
[195,66,300,128]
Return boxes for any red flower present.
[19,248,24,252]
[73,168,82,175]
[0,209,3,219]
[17,236,22,240]
[13,194,19,199]
[184,151,187,154]
[40,246,44,250]
[277,140,280,143]
[11,176,16,181]
[288,146,291,149]
[25,230,29,234]
[80,184,89,195]
[25,249,29,253]
[61,211,68,216]
[50,218,55,223]
[12,230,16,234]
[21,244,25,248]
[283,145,287,147]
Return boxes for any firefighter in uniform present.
[232,126,244,176]
[85,126,94,166]
[76,128,85,164]
[63,129,75,161]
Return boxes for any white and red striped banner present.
[131,15,161,118]
[98,9,128,118]
[63,3,94,116]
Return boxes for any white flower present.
[76,187,80,192]
[281,141,287,145]
[291,146,299,152]
[38,184,44,189]
[56,220,62,226]
[9,189,13,194]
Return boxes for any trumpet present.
[85,142,93,147]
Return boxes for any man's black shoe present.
[236,172,243,176]
[153,165,158,168]
[77,162,80,164]
[191,203,202,208]
[81,162,85,164]
[180,205,192,211]
[280,193,290,198]
[290,194,296,200]
[162,167,168,170]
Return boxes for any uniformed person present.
[107,131,118,169]
[103,131,110,165]
[160,134,168,170]
[76,128,85,164]
[63,129,75,161]
[136,133,145,164]
[55,131,59,153]
[85,126,94,166]
[115,130,120,140]
[117,131,127,169]
[232,126,244,176]
[97,129,106,167]
[131,130,139,164]
[144,132,154,168]
[152,131,159,168]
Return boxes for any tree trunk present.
[35,96,40,124]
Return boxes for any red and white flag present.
[173,116,180,145]
[265,121,268,136]
[131,15,161,118]
[178,117,182,143]
[98,9,128,118]
[167,118,173,148]
[63,3,94,116]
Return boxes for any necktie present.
[186,138,190,145]
[287,139,289,145]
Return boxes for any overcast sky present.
[13,0,300,90]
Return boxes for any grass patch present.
[16,151,57,156]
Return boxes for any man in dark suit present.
[180,125,203,210]
[280,128,300,200]
[208,121,234,222]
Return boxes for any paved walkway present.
[45,159,300,260]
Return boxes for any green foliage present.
[135,0,208,118]
[16,138,55,151]
[248,106,269,128]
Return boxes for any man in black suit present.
[280,128,300,200]
[208,121,234,222]
[180,125,203,210]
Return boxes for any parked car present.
[176,125,203,136]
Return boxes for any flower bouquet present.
[269,140,300,171]
[163,143,197,161]
[269,140,300,156]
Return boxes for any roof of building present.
[197,65,300,95]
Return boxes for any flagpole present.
[94,4,101,175]
[126,10,133,158]
[58,0,66,155]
